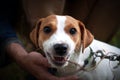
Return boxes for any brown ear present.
[78,21,94,52]
[30,19,44,48]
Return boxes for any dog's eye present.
[43,26,51,33]
[69,28,77,35]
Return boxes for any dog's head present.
[30,15,94,67]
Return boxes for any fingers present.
[29,51,51,67]
[28,52,81,80]
[32,65,59,80]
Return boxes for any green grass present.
[109,28,120,48]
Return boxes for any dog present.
[30,15,120,80]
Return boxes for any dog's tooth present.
[54,56,64,61]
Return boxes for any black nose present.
[54,44,68,56]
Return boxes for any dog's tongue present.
[54,56,65,62]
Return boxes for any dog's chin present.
[46,52,70,67]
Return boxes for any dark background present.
[0,0,120,80]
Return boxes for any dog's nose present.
[54,44,68,56]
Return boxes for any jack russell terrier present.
[30,15,120,80]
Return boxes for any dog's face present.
[30,15,93,67]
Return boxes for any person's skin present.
[6,42,79,80]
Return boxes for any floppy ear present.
[30,19,44,48]
[78,21,94,52]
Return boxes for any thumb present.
[37,56,51,67]
[42,58,51,67]
[31,52,51,67]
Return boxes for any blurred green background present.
[0,28,120,80]
[109,28,120,48]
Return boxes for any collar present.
[83,47,96,68]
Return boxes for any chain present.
[94,50,120,61]
[66,49,120,72]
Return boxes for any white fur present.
[56,39,120,80]
[42,15,120,80]
[75,39,120,80]
[43,16,76,67]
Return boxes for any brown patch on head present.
[64,16,81,52]
[30,15,57,49]
[30,15,94,52]
[78,21,94,52]
[64,16,94,53]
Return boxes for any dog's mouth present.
[53,56,67,66]
[47,52,69,66]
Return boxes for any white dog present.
[30,15,120,80]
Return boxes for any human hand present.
[6,43,78,80]
[19,51,78,80]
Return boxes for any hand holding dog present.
[6,43,79,80]
[21,52,79,80]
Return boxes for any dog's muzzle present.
[48,43,69,66]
